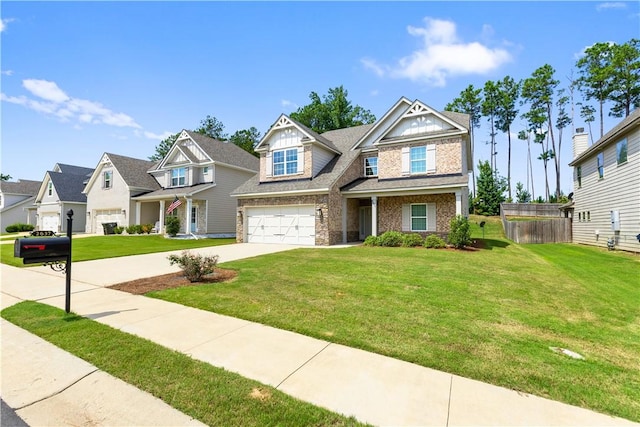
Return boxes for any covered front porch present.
[341,192,464,243]
[133,185,212,236]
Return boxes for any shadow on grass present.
[473,238,510,250]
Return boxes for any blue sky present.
[2,1,638,198]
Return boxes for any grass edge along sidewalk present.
[148,240,640,422]
[1,235,235,267]
[1,302,365,427]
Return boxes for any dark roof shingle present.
[0,179,42,196]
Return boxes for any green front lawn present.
[1,235,235,267]
[1,302,362,427]
[149,237,640,421]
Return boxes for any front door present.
[359,206,372,240]
[190,206,197,233]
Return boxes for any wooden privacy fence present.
[500,203,564,218]
[500,208,572,244]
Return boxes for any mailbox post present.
[14,209,74,313]
[65,210,73,313]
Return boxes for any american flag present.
[166,196,182,214]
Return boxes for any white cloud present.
[281,99,298,110]
[596,2,627,11]
[1,69,14,76]
[3,78,141,129]
[0,18,15,33]
[363,17,512,87]
[143,130,173,140]
[23,79,70,102]
[370,89,379,97]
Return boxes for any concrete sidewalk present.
[1,243,638,426]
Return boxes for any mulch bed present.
[108,268,238,295]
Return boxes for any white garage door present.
[41,215,59,232]
[246,206,316,245]
[94,209,125,234]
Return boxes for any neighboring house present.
[0,179,41,231]
[83,153,161,234]
[569,108,640,253]
[133,130,259,236]
[35,164,94,233]
[232,97,471,246]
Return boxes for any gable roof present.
[569,108,640,166]
[255,114,342,154]
[104,153,161,190]
[54,164,94,177]
[0,179,42,196]
[232,124,374,197]
[154,130,259,173]
[47,170,91,203]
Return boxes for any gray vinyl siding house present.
[133,130,259,236]
[34,164,94,233]
[0,179,41,231]
[569,109,640,253]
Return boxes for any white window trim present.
[171,167,187,187]
[402,202,436,232]
[103,170,112,189]
[272,148,299,177]
[410,203,428,232]
[410,146,427,174]
[616,138,628,165]
[597,152,604,179]
[402,144,436,176]
[364,157,378,177]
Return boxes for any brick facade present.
[377,137,463,179]
[378,193,456,235]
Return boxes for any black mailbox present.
[14,237,70,265]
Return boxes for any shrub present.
[113,226,125,235]
[126,225,143,235]
[5,223,35,233]
[168,250,219,282]
[378,231,404,247]
[448,215,472,249]
[363,235,380,246]
[424,234,446,249]
[165,216,180,237]
[141,223,154,234]
[402,233,424,247]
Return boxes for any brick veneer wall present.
[377,137,463,179]
[378,193,456,235]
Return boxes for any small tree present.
[448,216,472,249]
[515,182,532,203]
[165,216,180,237]
[473,160,507,216]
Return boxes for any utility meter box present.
[610,210,621,231]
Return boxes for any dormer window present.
[273,148,298,176]
[103,171,112,189]
[171,167,187,186]
[364,157,378,177]
[48,182,53,196]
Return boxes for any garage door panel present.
[246,206,315,245]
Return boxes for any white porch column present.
[135,201,141,225]
[185,198,193,234]
[159,200,165,235]
[342,198,347,243]
[455,190,462,216]
[371,196,378,236]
